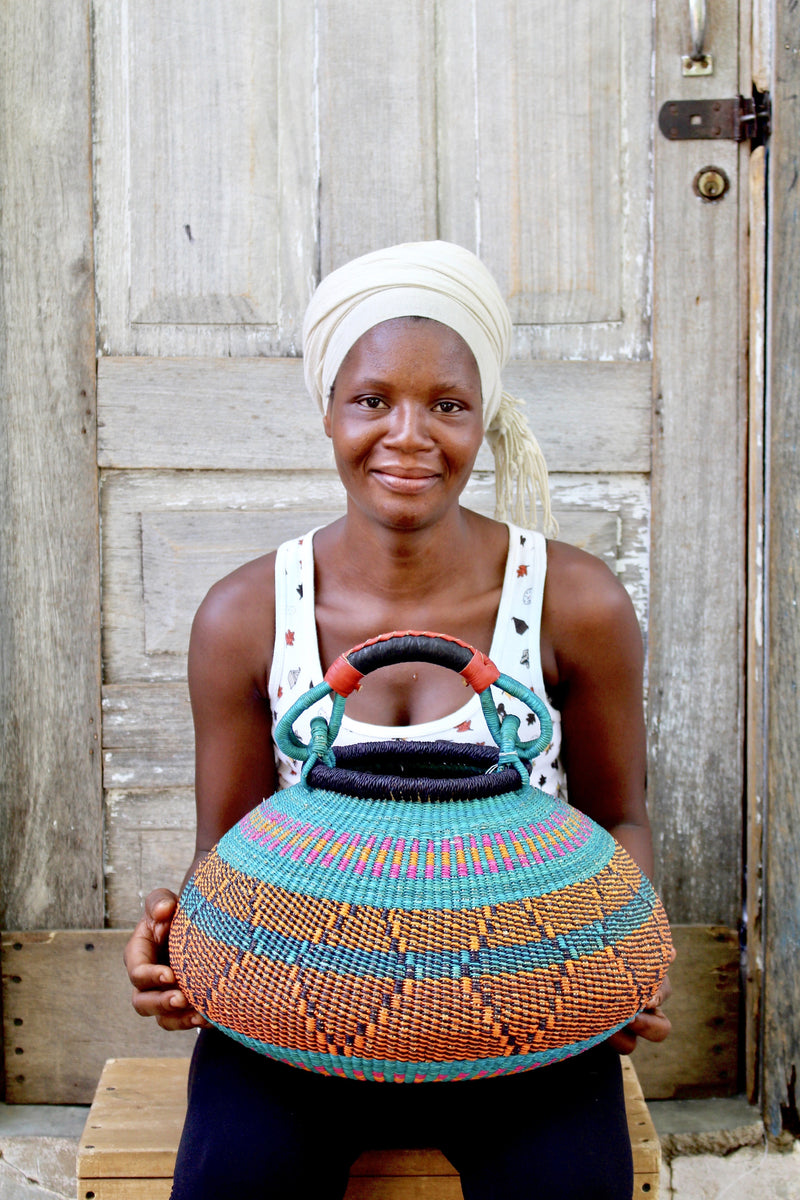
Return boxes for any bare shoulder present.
[543,539,643,678]
[189,552,277,694]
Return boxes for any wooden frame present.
[762,0,800,1137]
[0,1,103,935]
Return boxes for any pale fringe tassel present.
[485,391,558,537]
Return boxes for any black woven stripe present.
[347,634,474,676]
[306,740,525,802]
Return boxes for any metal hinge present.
[658,92,771,145]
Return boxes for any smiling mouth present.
[371,469,440,493]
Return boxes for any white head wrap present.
[302,240,555,534]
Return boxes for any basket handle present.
[325,630,501,697]
[274,630,553,768]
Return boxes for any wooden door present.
[2,0,756,1101]
[93,0,654,917]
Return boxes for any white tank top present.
[268,524,566,798]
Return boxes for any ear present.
[322,407,332,439]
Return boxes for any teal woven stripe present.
[209,1021,631,1082]
[179,876,659,979]
[215,806,618,907]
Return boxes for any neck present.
[319,506,486,601]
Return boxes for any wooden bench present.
[77,1056,661,1199]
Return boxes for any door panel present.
[100,464,648,925]
[93,0,316,355]
[439,0,651,351]
[318,0,438,271]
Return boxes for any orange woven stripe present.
[171,909,671,1063]
[191,844,647,957]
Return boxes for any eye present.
[357,395,388,410]
[433,399,466,414]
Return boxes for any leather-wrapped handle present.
[324,630,501,698]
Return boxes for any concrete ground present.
[2,1098,800,1199]
[664,1142,800,1198]
[0,1103,86,1199]
[649,1093,800,1198]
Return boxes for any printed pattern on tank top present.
[268,526,566,799]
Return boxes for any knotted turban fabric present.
[301,240,555,534]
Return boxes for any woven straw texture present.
[170,739,672,1083]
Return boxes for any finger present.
[629,1009,672,1044]
[156,1011,211,1032]
[123,891,180,979]
[144,891,179,949]
[647,974,673,1009]
[144,889,180,920]
[608,1027,639,1055]
[124,924,177,981]
[131,986,186,1017]
[128,960,177,991]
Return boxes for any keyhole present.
[694,167,729,201]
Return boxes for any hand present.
[123,888,209,1031]
[608,974,672,1055]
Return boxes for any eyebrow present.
[347,376,476,393]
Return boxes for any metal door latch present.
[658,93,771,144]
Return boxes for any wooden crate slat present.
[1,933,193,1104]
[78,1056,660,1199]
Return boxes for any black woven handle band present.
[323,631,499,699]
[348,632,473,675]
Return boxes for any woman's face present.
[324,317,484,531]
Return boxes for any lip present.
[370,468,441,493]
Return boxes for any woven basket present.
[170,631,672,1082]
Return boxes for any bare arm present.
[543,542,672,1050]
[125,557,278,1029]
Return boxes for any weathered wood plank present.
[633,926,739,1100]
[76,1182,172,1200]
[317,0,437,273]
[343,1181,462,1199]
[1,933,194,1104]
[97,357,652,473]
[100,468,649,683]
[100,470,347,683]
[763,5,800,1136]
[745,146,767,1104]
[92,1,316,356]
[78,1057,188,1180]
[350,1151,458,1177]
[104,790,195,927]
[478,0,624,324]
[139,510,345,657]
[648,0,745,927]
[103,687,194,790]
[437,0,652,359]
[127,3,280,326]
[77,1055,657,1198]
[0,0,103,927]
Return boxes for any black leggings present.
[170,1029,633,1200]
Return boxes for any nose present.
[382,400,433,451]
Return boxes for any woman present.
[125,241,671,1199]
